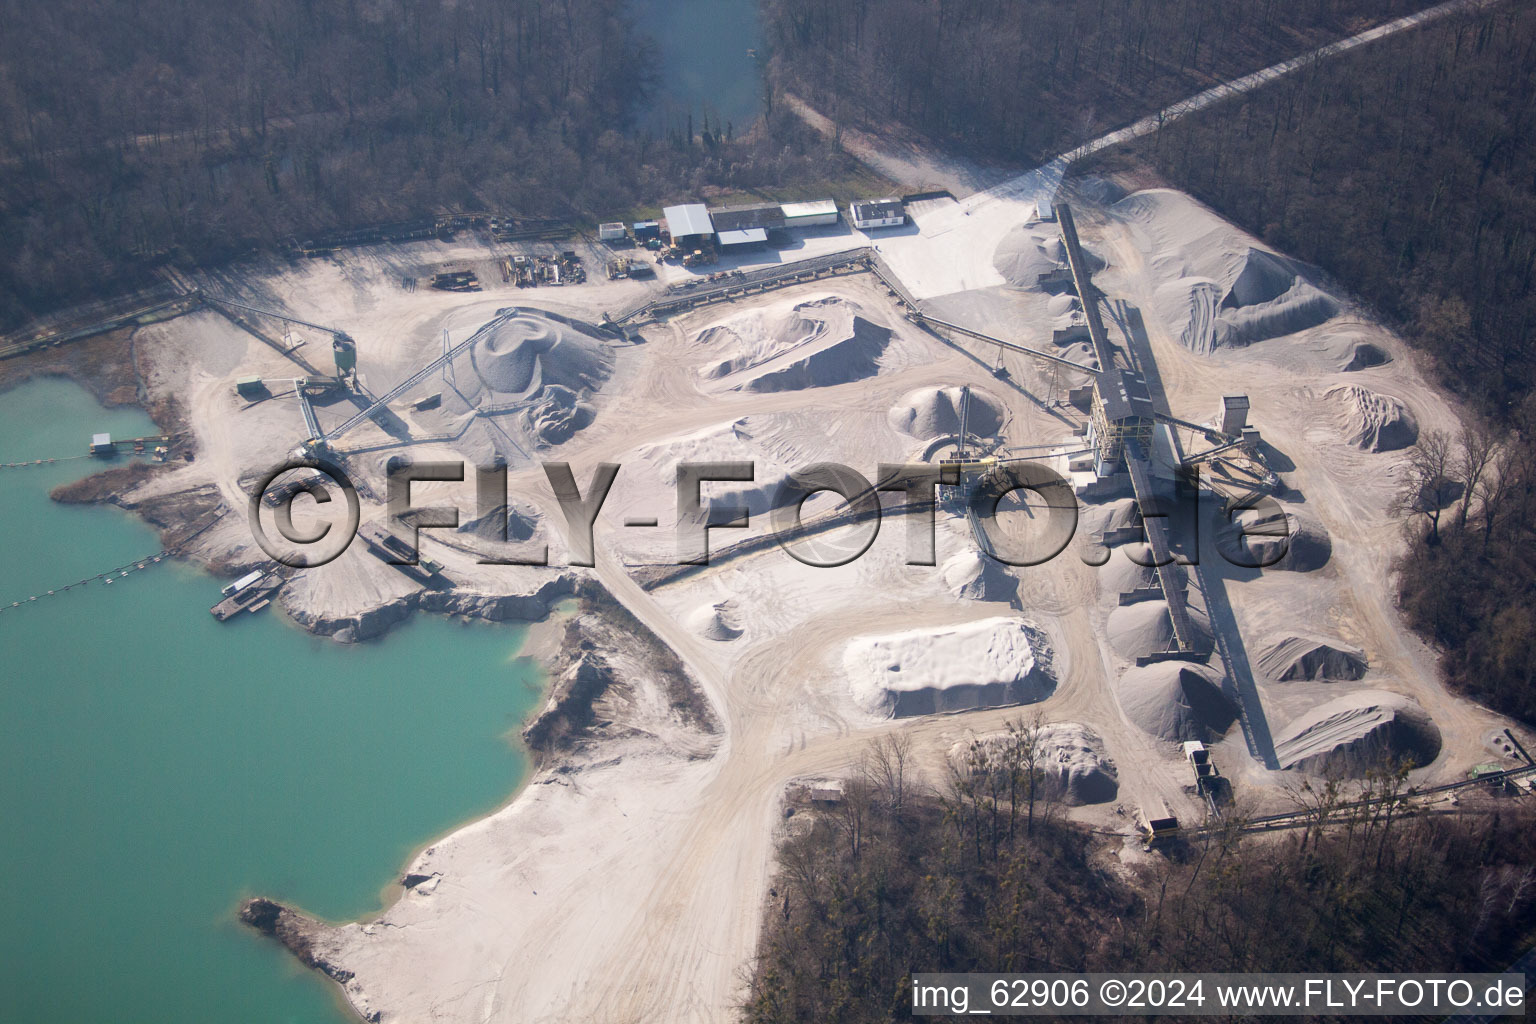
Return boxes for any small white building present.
[849,198,905,230]
[221,570,264,598]
[779,199,839,228]
[1033,197,1055,222]
[598,221,627,242]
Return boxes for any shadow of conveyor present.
[1111,297,1281,770]
[1193,555,1281,770]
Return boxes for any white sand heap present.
[1097,552,1154,589]
[1160,248,1339,354]
[843,616,1056,719]
[1273,690,1442,776]
[1115,189,1338,355]
[941,549,1019,603]
[1315,328,1392,372]
[469,310,613,398]
[1255,634,1367,681]
[1117,661,1235,742]
[1224,248,1297,308]
[1326,384,1419,452]
[688,599,744,641]
[948,723,1118,805]
[992,224,1103,289]
[1082,498,1142,542]
[1112,191,1339,356]
[695,296,891,393]
[1153,278,1222,355]
[1107,600,1211,662]
[1336,341,1390,371]
[1052,311,1090,341]
[457,502,538,543]
[1038,723,1119,804]
[1047,293,1082,317]
[1217,505,1332,572]
[888,385,1003,440]
[1216,275,1337,349]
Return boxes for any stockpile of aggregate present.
[1273,690,1441,776]
[1326,384,1419,452]
[1116,661,1236,742]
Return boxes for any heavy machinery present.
[1139,803,1180,846]
[431,270,480,291]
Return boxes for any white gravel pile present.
[941,549,1018,603]
[522,384,595,444]
[1255,634,1368,681]
[992,224,1066,287]
[1116,191,1338,354]
[1216,505,1332,572]
[1326,384,1419,452]
[992,223,1104,289]
[1313,327,1392,371]
[1273,690,1441,775]
[843,616,1056,718]
[888,385,1004,440]
[1097,554,1165,596]
[694,296,891,393]
[470,310,613,397]
[688,599,744,641]
[1116,661,1235,742]
[1107,600,1211,662]
[1080,498,1144,544]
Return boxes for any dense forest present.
[761,0,1425,163]
[745,735,1536,1022]
[1395,416,1536,721]
[0,0,844,327]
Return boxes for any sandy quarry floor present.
[97,150,1533,1022]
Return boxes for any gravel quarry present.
[87,140,1535,1022]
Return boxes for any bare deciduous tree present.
[1454,421,1499,531]
[866,731,913,816]
[1390,430,1455,544]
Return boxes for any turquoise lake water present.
[0,377,544,1022]
[637,0,765,134]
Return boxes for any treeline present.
[1102,2,1536,414]
[1395,416,1536,721]
[745,734,1536,1022]
[0,0,845,327]
[761,0,1423,164]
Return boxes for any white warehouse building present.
[849,198,905,230]
[779,199,839,228]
